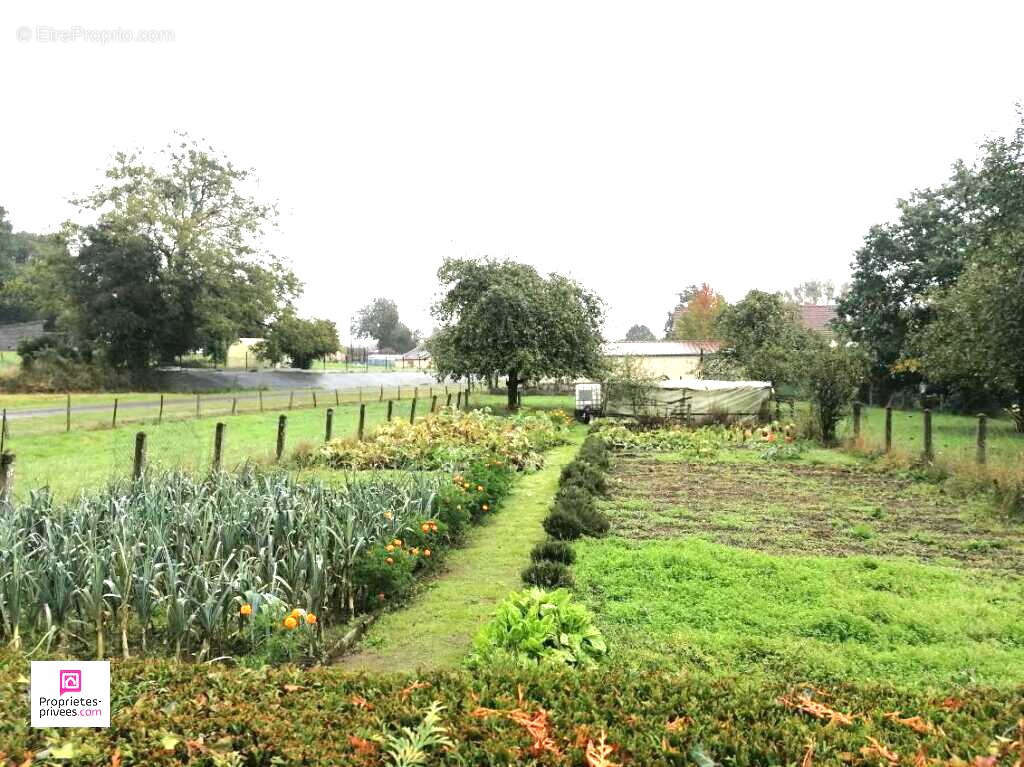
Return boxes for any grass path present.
[340,430,585,672]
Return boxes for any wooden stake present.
[325,408,334,442]
[387,400,393,422]
[112,398,119,428]
[884,406,892,453]
[976,414,987,465]
[358,403,366,440]
[133,432,147,480]
[852,402,862,440]
[213,422,225,470]
[409,398,417,424]
[431,395,437,413]
[232,397,238,416]
[159,394,164,425]
[276,415,287,461]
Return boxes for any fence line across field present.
[0,383,470,440]
[0,388,477,500]
[848,404,991,466]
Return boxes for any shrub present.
[466,588,606,669]
[351,543,417,610]
[521,560,575,588]
[559,459,608,496]
[803,341,869,445]
[553,484,596,517]
[530,540,576,565]
[575,506,610,537]
[543,508,585,540]
[577,436,610,470]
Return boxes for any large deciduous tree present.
[428,257,604,410]
[254,312,340,370]
[915,234,1024,429]
[668,283,725,340]
[0,205,67,324]
[351,298,417,353]
[623,324,656,342]
[70,134,299,364]
[712,290,811,388]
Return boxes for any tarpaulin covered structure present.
[602,378,772,422]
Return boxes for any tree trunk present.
[507,370,520,412]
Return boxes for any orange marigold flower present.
[290,608,303,619]
[421,523,431,533]
[410,547,419,555]
[305,613,317,625]
[423,548,431,557]
[385,556,394,565]
[477,485,484,492]
[481,504,489,511]
[386,544,395,552]
[392,539,402,547]
[239,603,253,616]
[283,616,298,630]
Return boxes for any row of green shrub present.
[523,434,611,588]
[2,650,1020,765]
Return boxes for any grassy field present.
[838,404,1024,474]
[0,383,461,438]
[342,431,584,671]
[574,443,1024,688]
[2,395,463,499]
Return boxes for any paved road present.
[5,369,449,420]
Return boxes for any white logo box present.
[30,661,110,728]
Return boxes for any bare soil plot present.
[604,456,1024,574]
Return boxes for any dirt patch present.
[605,457,1024,574]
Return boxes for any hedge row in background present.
[1,653,1021,765]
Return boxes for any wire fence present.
[0,383,468,444]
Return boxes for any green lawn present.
[2,395,467,500]
[838,404,1024,473]
[574,444,1024,688]
[341,430,585,672]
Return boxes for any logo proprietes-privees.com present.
[30,661,110,728]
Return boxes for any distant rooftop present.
[603,340,721,357]
[798,305,838,336]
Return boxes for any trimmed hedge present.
[1,653,1020,765]
[530,539,576,565]
[521,560,575,588]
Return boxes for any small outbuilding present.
[602,341,720,379]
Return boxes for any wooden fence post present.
[325,408,334,442]
[133,432,147,480]
[276,415,287,461]
[158,394,164,425]
[852,402,862,441]
[456,391,462,410]
[112,398,119,429]
[213,422,225,470]
[923,409,934,462]
[336,389,341,405]
[884,406,892,453]
[387,400,393,422]
[976,414,987,465]
[379,385,384,401]
[313,391,318,408]
[409,398,417,425]
[358,403,366,440]
[431,395,437,413]
[446,393,452,409]
[0,452,14,502]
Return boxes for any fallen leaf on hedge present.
[585,731,619,767]
[398,680,430,701]
[778,693,856,727]
[884,711,942,736]
[939,697,965,711]
[912,746,930,767]
[281,684,303,694]
[860,737,899,765]
[574,725,593,748]
[158,734,180,751]
[350,694,374,710]
[347,736,377,756]
[508,707,561,757]
[111,749,121,767]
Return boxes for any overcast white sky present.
[2,1,1022,342]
